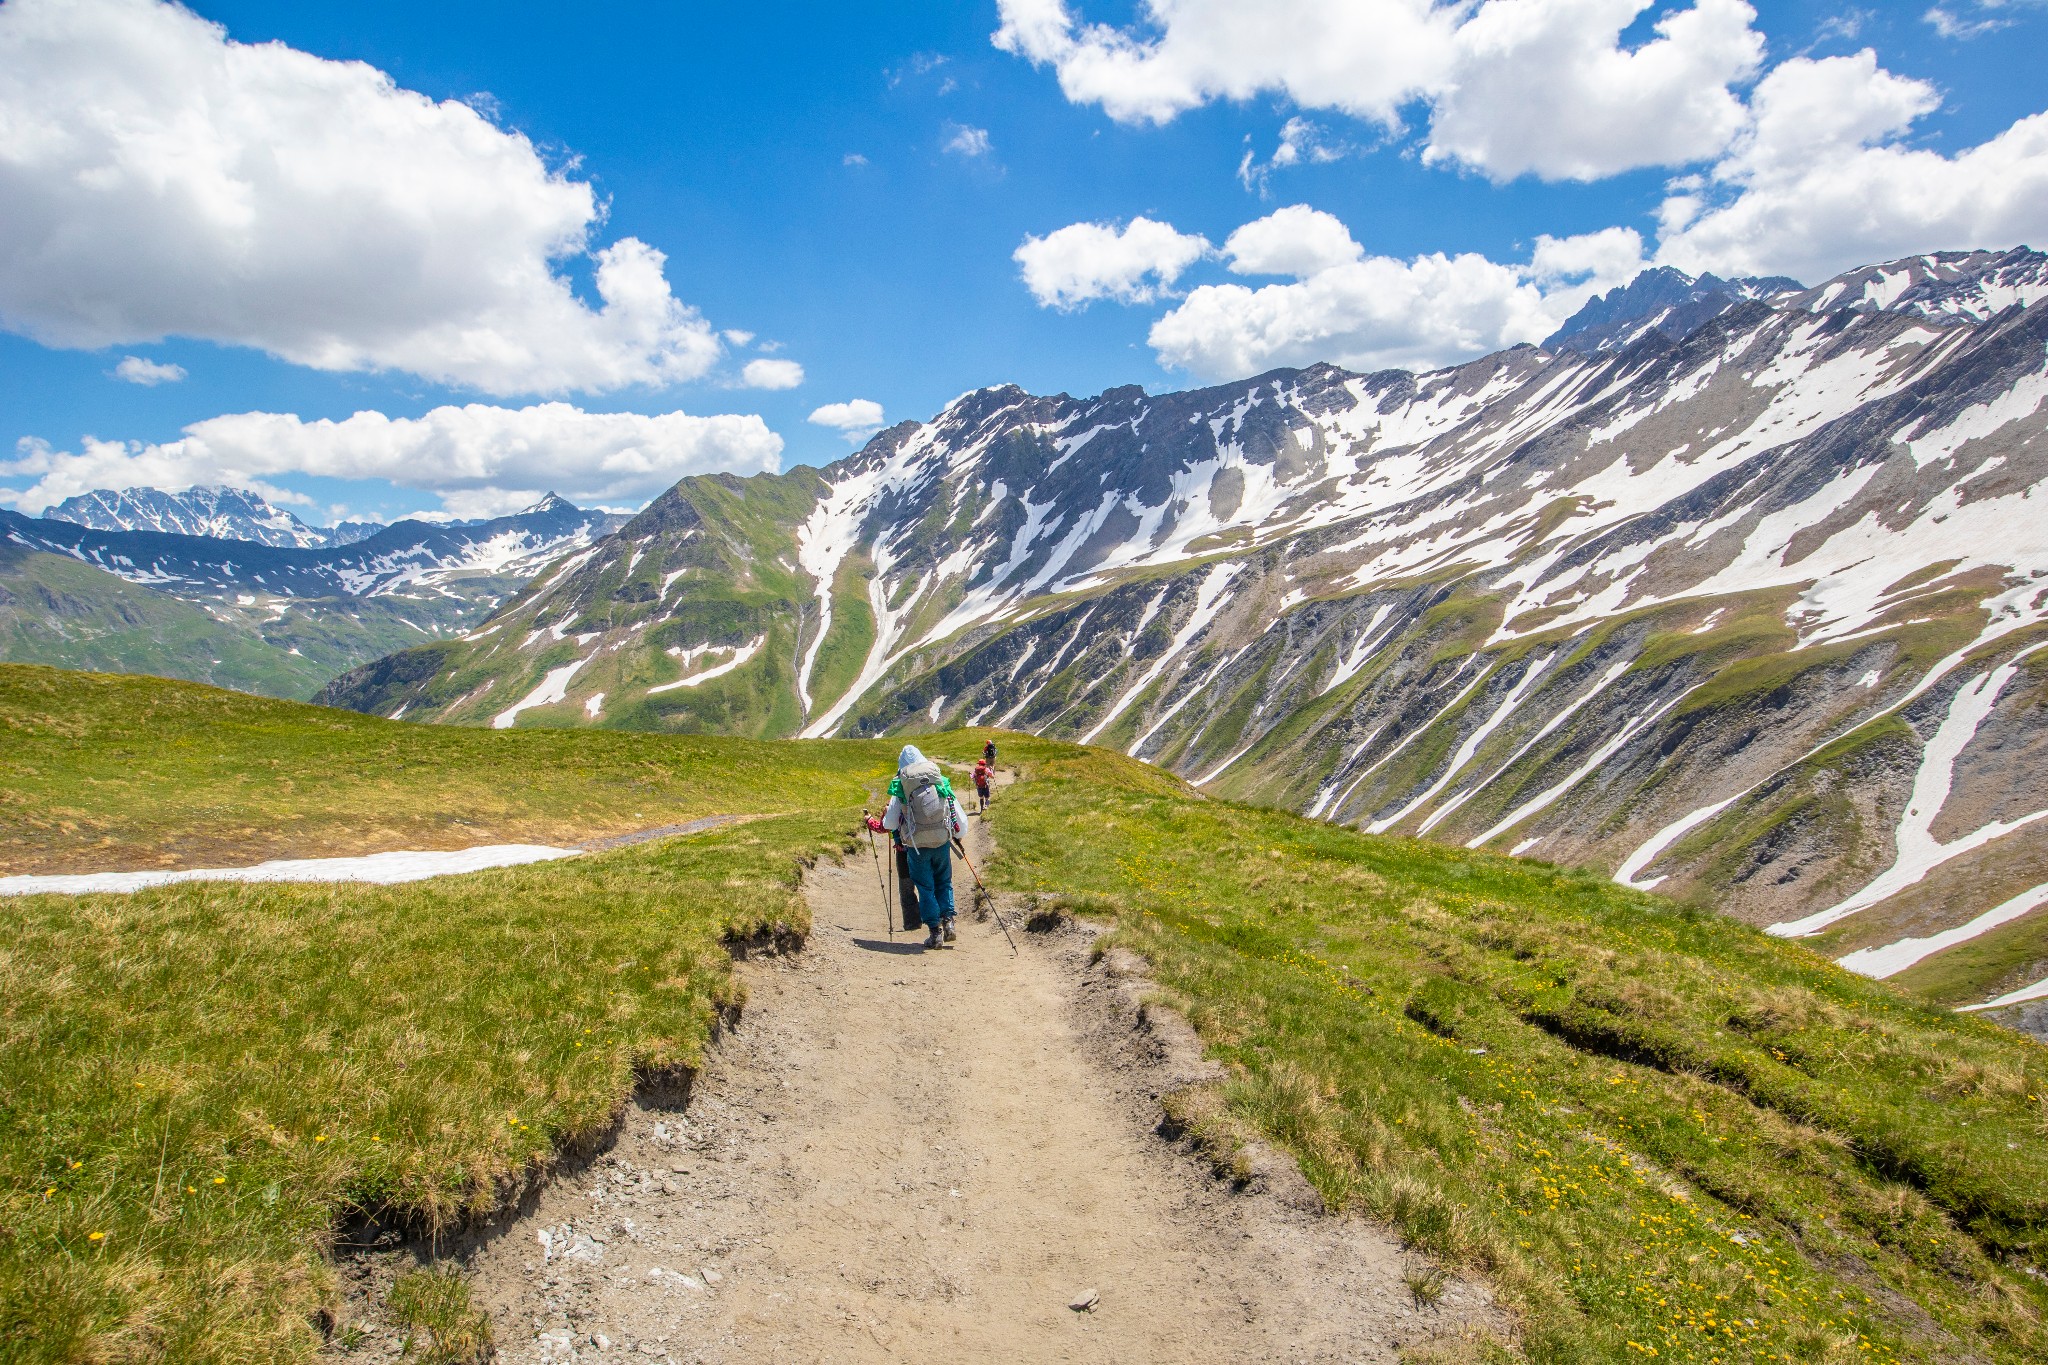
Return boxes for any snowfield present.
[0,845,580,897]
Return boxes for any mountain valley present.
[0,492,624,698]
[320,248,2048,1026]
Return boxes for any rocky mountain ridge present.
[1,493,624,698]
[322,246,2048,1024]
[2,492,619,600]
[1540,265,1801,354]
[45,485,387,549]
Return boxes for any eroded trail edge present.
[466,818,1501,1363]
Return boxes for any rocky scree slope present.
[0,494,622,697]
[324,247,2048,1023]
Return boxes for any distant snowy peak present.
[1543,267,1801,356]
[45,486,385,549]
[519,492,579,517]
[1,495,625,600]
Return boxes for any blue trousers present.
[902,842,955,928]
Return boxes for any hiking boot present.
[924,929,943,949]
[942,918,958,943]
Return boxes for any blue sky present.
[2,0,2044,524]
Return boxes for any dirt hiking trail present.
[465,808,1501,1362]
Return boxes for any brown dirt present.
[456,815,1503,1363]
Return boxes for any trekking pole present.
[952,838,1017,956]
[862,809,892,938]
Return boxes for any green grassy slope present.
[0,546,320,698]
[0,666,931,1362]
[986,744,2048,1365]
[318,470,833,738]
[13,663,2045,1363]
[1,664,863,876]
[0,545,487,702]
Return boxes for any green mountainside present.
[321,469,835,734]
[0,544,481,702]
[319,254,2048,1028]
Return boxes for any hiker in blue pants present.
[868,744,968,949]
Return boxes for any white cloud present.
[1224,206,1363,277]
[944,124,994,157]
[739,358,805,389]
[0,0,722,396]
[1015,205,1646,377]
[1923,6,2008,38]
[1424,0,1763,181]
[1148,219,1644,379]
[723,329,757,347]
[1014,217,1214,309]
[807,399,886,439]
[843,152,870,166]
[994,0,1767,181]
[1238,118,1350,193]
[1654,52,2048,281]
[2,403,782,515]
[111,355,187,386]
[994,0,1458,127]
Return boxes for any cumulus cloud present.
[0,0,724,395]
[808,399,886,440]
[1146,210,1644,379]
[1655,52,2048,281]
[111,356,187,386]
[944,124,994,157]
[739,358,806,390]
[1424,0,1762,181]
[1014,217,1214,309]
[994,0,1458,127]
[994,0,1766,180]
[1,404,782,516]
[1224,206,1363,277]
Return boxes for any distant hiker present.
[982,738,997,766]
[972,757,993,812]
[866,744,967,948]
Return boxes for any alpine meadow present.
[6,1,2048,1363]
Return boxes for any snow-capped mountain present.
[3,493,622,600]
[0,493,626,698]
[1541,266,1800,355]
[322,248,2048,1023]
[44,485,386,549]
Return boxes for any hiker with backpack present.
[865,745,968,949]
[972,757,993,813]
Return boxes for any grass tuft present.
[388,1266,490,1364]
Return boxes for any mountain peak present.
[1544,267,1801,356]
[42,484,377,549]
